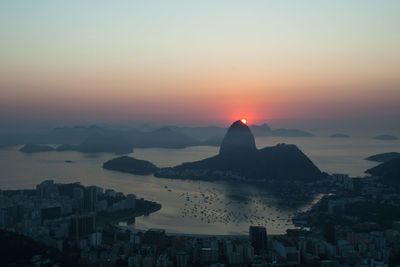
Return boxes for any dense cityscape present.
[1,172,400,266]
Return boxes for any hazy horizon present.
[1,1,400,127]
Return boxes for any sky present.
[0,0,399,127]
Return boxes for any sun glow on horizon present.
[241,119,247,124]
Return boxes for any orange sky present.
[1,1,399,126]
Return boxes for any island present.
[19,143,55,153]
[103,156,158,175]
[366,157,400,187]
[365,152,400,163]
[330,133,350,138]
[372,134,398,141]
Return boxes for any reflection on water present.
[0,136,399,234]
[130,179,320,235]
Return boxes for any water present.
[0,136,399,235]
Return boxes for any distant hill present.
[171,126,227,141]
[57,134,133,154]
[1,123,315,150]
[269,128,313,137]
[250,123,313,137]
[103,156,158,175]
[128,127,201,148]
[19,143,55,153]
[373,135,398,141]
[249,123,272,136]
[366,157,400,187]
[200,135,223,146]
[168,123,313,141]
[155,120,323,182]
[0,125,203,150]
[365,152,400,163]
[330,133,350,138]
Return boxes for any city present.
[1,172,400,266]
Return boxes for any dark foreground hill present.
[0,230,80,266]
[366,157,400,187]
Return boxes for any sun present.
[241,119,247,124]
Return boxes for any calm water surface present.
[0,136,399,234]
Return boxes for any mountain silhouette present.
[56,134,133,154]
[19,143,55,153]
[155,120,323,182]
[129,126,201,148]
[249,123,272,136]
[219,120,256,155]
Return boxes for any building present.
[69,213,96,240]
[84,186,98,212]
[249,226,267,254]
[144,229,166,247]
[176,251,189,267]
[41,206,61,224]
[73,187,84,212]
[126,194,136,210]
[36,180,59,199]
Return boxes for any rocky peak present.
[219,120,257,155]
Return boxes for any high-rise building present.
[144,229,166,247]
[323,222,336,244]
[36,180,59,200]
[126,194,136,210]
[73,187,84,212]
[249,226,267,254]
[84,186,98,212]
[175,251,189,267]
[392,221,400,231]
[69,213,96,240]
[0,190,4,208]
[41,206,61,224]
[200,247,218,265]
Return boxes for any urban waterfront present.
[1,136,399,235]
